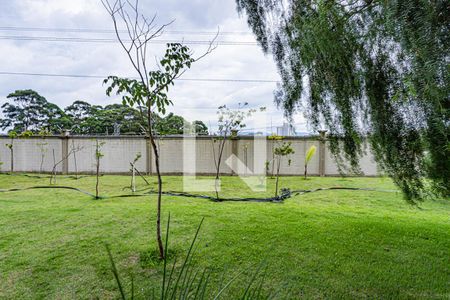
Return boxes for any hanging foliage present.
[236,0,449,202]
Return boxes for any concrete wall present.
[0,135,380,176]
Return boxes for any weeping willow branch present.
[236,0,449,202]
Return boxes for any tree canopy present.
[1,90,208,136]
[1,89,71,133]
[236,0,449,201]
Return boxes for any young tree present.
[5,131,17,173]
[304,145,317,180]
[71,140,79,179]
[129,152,142,192]
[211,103,263,200]
[273,142,295,197]
[94,139,105,199]
[266,134,283,178]
[236,0,449,201]
[49,143,84,184]
[5,130,32,173]
[101,0,216,259]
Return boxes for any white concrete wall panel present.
[0,136,380,176]
[0,138,62,173]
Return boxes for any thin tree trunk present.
[150,134,164,259]
[271,147,275,178]
[72,140,78,179]
[10,148,13,173]
[96,150,100,199]
[131,163,136,192]
[275,158,281,197]
[40,154,44,174]
[304,164,307,179]
[52,149,56,184]
[147,107,165,260]
[214,137,227,200]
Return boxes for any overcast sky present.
[0,0,308,134]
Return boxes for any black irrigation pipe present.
[291,187,399,195]
[2,173,92,180]
[0,186,97,198]
[146,190,291,203]
[0,185,397,203]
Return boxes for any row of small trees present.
[0,0,317,262]
[209,105,317,198]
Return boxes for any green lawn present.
[0,174,449,299]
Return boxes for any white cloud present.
[0,0,310,134]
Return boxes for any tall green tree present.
[192,120,209,135]
[102,0,215,259]
[236,0,449,201]
[1,94,207,136]
[155,113,185,135]
[64,100,98,134]
[1,90,70,133]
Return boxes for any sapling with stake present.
[5,130,32,173]
[49,144,84,184]
[242,143,249,177]
[129,152,142,192]
[71,139,79,179]
[266,134,283,178]
[274,142,295,197]
[5,131,17,173]
[94,139,105,199]
[304,145,317,179]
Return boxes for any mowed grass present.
[0,174,449,299]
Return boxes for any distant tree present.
[2,93,208,136]
[192,120,208,135]
[1,90,48,132]
[101,104,146,134]
[43,102,72,133]
[64,100,97,134]
[1,90,70,133]
[155,113,185,135]
[64,100,93,121]
[65,101,107,134]
[155,114,209,135]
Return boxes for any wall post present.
[61,131,70,174]
[230,132,239,175]
[318,130,327,177]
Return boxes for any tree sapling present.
[304,145,317,179]
[274,142,295,197]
